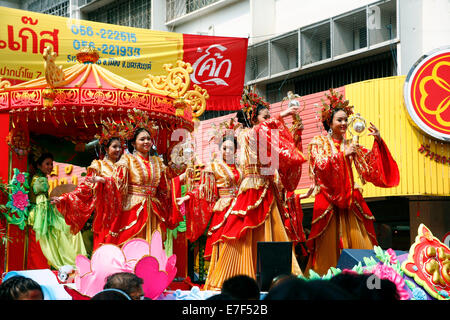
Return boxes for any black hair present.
[206,293,237,300]
[34,152,54,168]
[103,272,144,297]
[101,137,122,158]
[104,137,121,149]
[221,275,260,300]
[91,289,131,300]
[236,104,269,128]
[127,127,156,155]
[322,107,346,132]
[329,273,400,300]
[0,275,43,300]
[28,152,54,178]
[264,277,356,300]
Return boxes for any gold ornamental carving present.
[142,60,208,119]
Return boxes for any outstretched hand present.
[368,122,381,141]
[50,197,60,205]
[86,176,106,184]
[177,195,190,206]
[280,105,301,118]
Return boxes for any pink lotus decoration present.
[75,231,177,299]
[12,190,29,211]
[16,173,26,184]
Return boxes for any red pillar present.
[0,115,47,272]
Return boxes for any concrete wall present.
[273,0,375,34]
[0,0,21,8]
[166,0,251,38]
[398,0,450,75]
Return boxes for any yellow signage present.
[0,6,183,84]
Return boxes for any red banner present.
[183,34,248,111]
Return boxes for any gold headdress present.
[240,86,270,125]
[123,108,159,141]
[210,118,243,145]
[318,88,354,124]
[95,119,126,146]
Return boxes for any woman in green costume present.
[28,152,87,269]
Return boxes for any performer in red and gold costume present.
[305,89,400,275]
[203,89,307,290]
[92,110,183,246]
[52,120,124,251]
[178,119,243,277]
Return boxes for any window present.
[87,0,152,29]
[166,0,219,21]
[24,0,69,17]
[266,50,396,103]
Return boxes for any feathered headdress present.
[240,86,270,125]
[122,108,159,141]
[209,118,243,145]
[317,88,354,124]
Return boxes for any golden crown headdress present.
[123,108,159,141]
[241,86,270,125]
[95,119,126,146]
[317,88,354,124]
[210,118,243,145]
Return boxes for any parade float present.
[0,46,208,277]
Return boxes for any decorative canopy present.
[0,47,209,144]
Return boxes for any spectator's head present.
[206,293,236,300]
[104,272,145,300]
[264,277,356,300]
[221,275,260,300]
[0,275,44,300]
[330,272,400,300]
[269,274,296,291]
[91,288,132,300]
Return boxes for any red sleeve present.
[91,176,123,235]
[56,175,96,235]
[153,171,183,230]
[255,117,306,192]
[285,191,306,244]
[184,171,216,243]
[354,138,400,188]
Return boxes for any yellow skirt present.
[304,209,373,276]
[203,199,302,290]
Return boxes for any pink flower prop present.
[12,190,29,211]
[16,173,26,184]
[386,248,398,265]
[75,231,177,299]
[371,264,410,300]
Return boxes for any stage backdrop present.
[0,6,248,111]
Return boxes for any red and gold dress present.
[203,116,306,290]
[98,153,182,247]
[305,135,400,275]
[56,158,122,250]
[185,159,242,263]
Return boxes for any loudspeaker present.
[256,242,292,291]
[336,249,407,270]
